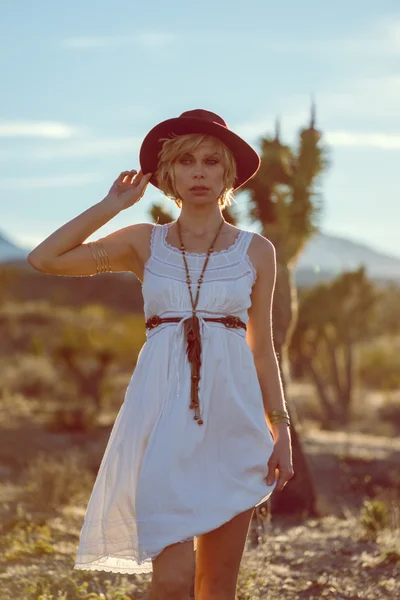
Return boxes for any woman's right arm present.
[27,169,152,277]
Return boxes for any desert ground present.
[0,379,399,600]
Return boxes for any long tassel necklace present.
[176,217,225,425]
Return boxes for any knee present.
[152,570,193,599]
[198,568,237,599]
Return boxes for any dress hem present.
[73,488,274,575]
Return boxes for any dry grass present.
[0,496,398,599]
[0,303,399,598]
[0,429,398,600]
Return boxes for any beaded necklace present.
[176,217,225,424]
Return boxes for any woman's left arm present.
[246,234,294,492]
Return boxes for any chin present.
[182,194,219,204]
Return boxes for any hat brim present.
[139,116,260,191]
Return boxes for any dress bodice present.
[141,223,257,336]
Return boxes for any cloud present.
[325,131,400,150]
[0,173,101,190]
[319,75,400,121]
[234,109,313,146]
[236,117,400,151]
[253,14,400,58]
[61,16,400,56]
[62,32,176,50]
[0,136,142,163]
[235,73,400,148]
[36,136,141,160]
[0,121,85,139]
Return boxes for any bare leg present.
[195,507,254,600]
[147,538,195,600]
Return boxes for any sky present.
[1,0,399,257]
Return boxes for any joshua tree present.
[239,101,330,516]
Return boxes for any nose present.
[192,161,206,179]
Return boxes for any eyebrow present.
[180,151,221,158]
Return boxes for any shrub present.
[45,400,99,433]
[22,449,94,509]
[359,499,388,540]
[378,396,400,434]
[4,521,55,561]
[358,345,400,391]
[0,354,59,398]
[24,575,137,599]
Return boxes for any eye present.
[206,159,218,165]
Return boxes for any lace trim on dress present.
[74,534,195,574]
[74,561,153,574]
[244,254,257,284]
[162,223,245,257]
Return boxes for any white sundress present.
[73,222,277,575]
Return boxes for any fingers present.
[133,171,153,191]
[139,171,153,186]
[266,456,278,486]
[266,454,294,491]
[117,170,152,186]
[274,469,295,492]
[118,170,137,183]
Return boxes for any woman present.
[28,109,294,600]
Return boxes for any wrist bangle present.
[267,409,290,426]
[268,409,289,418]
[270,417,290,426]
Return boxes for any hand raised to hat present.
[106,169,153,210]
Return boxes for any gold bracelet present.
[87,242,99,274]
[268,409,289,418]
[269,417,290,425]
[87,240,111,273]
[267,409,290,426]
[88,242,104,273]
[96,240,111,272]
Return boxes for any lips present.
[190,186,209,190]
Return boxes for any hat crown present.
[179,109,228,129]
[139,109,260,191]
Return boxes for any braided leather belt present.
[145,314,246,424]
[145,314,247,330]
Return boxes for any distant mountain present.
[1,229,400,284]
[0,231,30,262]
[295,232,400,284]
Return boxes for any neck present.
[177,206,225,236]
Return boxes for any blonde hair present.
[156,133,237,209]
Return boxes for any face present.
[173,139,225,204]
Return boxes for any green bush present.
[360,499,389,540]
[4,521,55,561]
[358,345,400,391]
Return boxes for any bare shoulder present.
[247,231,276,280]
[246,233,276,356]
[122,222,155,281]
[124,222,154,254]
